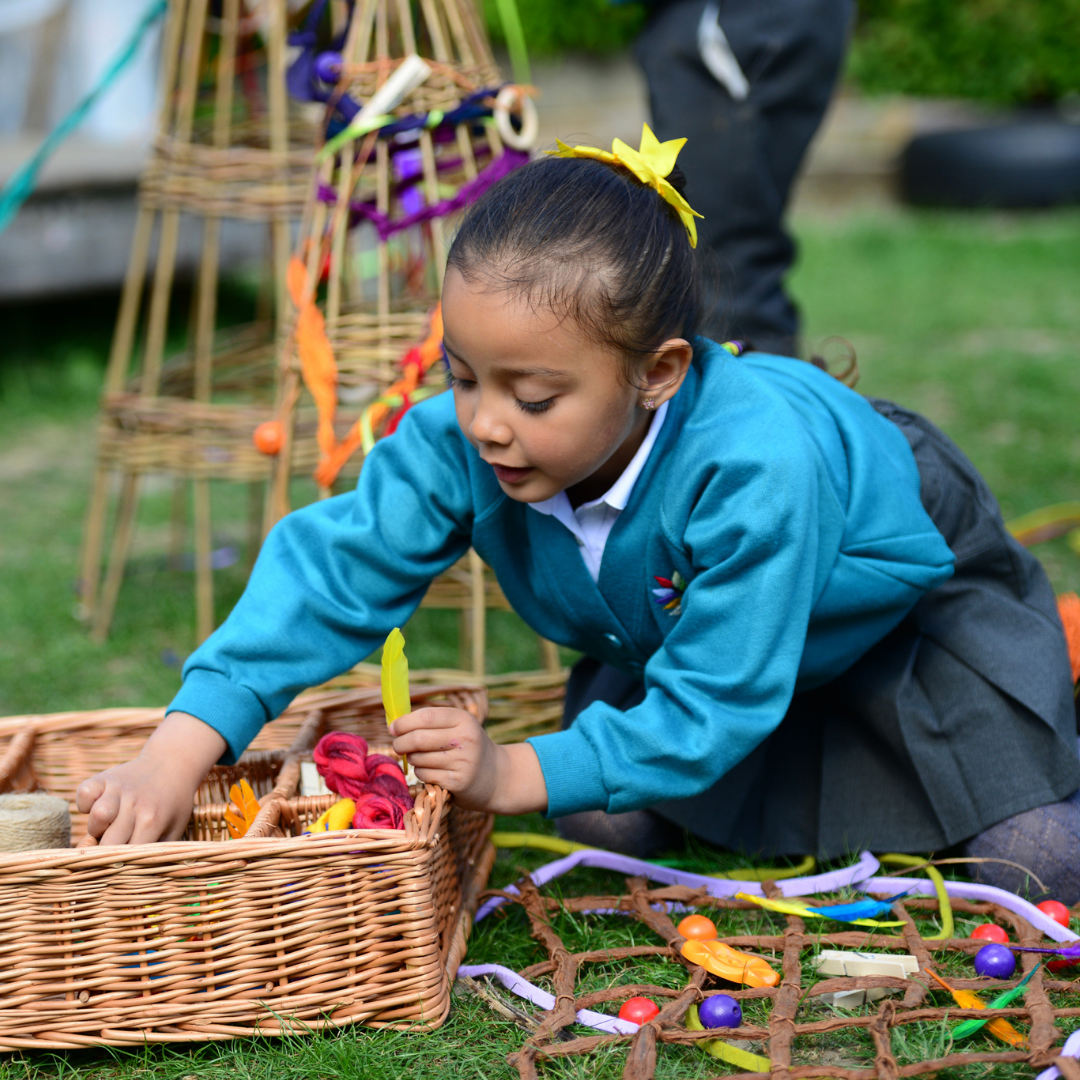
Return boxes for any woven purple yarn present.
[317,147,529,241]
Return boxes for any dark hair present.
[446,154,700,384]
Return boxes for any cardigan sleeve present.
[167,395,474,762]
[528,425,827,818]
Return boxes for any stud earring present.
[641,398,656,410]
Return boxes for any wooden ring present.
[493,86,538,151]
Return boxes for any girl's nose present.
[470,397,513,446]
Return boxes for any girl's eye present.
[446,371,474,391]
[516,397,554,415]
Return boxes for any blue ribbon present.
[0,0,167,235]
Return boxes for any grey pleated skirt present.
[562,400,1080,858]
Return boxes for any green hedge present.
[850,0,1080,104]
[480,0,644,57]
[479,0,1080,105]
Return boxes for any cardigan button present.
[604,633,623,650]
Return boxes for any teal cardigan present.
[168,341,955,817]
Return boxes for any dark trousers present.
[636,0,853,355]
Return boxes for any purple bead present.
[699,993,741,1028]
[974,943,1016,979]
[314,51,343,84]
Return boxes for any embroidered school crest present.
[652,572,686,617]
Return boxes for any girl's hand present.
[390,707,548,815]
[75,712,226,845]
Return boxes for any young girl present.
[77,128,1080,901]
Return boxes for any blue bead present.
[314,51,343,84]
[974,943,1016,979]
[699,993,741,1028]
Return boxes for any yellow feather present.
[381,627,411,723]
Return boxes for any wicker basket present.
[0,687,494,1048]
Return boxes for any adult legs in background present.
[636,0,853,356]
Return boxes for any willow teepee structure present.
[264,0,547,676]
[79,0,320,644]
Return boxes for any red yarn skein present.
[364,774,412,814]
[312,732,370,798]
[352,792,405,830]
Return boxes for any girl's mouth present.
[492,464,534,484]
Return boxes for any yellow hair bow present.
[547,123,703,247]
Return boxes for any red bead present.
[618,996,660,1025]
[970,924,1009,944]
[1036,900,1072,928]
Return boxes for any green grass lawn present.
[0,207,1078,1077]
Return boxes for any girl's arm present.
[77,396,478,842]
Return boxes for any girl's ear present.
[639,338,693,406]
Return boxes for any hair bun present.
[666,166,688,196]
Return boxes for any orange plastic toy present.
[677,914,718,941]
[680,939,780,988]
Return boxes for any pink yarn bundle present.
[312,732,412,830]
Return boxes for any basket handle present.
[245,794,286,839]
[268,709,326,801]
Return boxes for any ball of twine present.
[0,793,71,851]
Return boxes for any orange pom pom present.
[253,420,284,456]
[677,914,718,940]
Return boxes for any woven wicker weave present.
[0,686,494,1047]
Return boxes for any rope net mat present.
[463,859,1080,1080]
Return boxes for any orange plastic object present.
[253,420,284,456]
[677,914,718,941]
[680,939,780,988]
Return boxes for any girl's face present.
[441,268,691,505]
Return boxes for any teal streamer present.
[0,0,167,235]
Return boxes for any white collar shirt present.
[526,401,668,582]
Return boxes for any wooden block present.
[813,949,919,979]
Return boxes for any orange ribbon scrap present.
[286,255,443,489]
